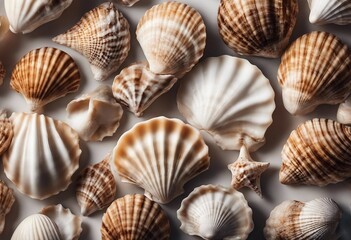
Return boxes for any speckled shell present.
[0,181,15,234]
[0,16,9,40]
[280,118,351,186]
[264,198,341,240]
[278,31,351,115]
[53,2,130,81]
[4,0,72,34]
[118,0,140,7]
[0,61,5,86]
[308,0,351,25]
[112,62,177,117]
[113,117,210,204]
[101,194,170,240]
[136,1,206,77]
[218,0,298,58]
[0,111,13,156]
[76,155,116,216]
[3,112,81,199]
[177,185,253,240]
[10,47,80,112]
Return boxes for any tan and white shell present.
[0,111,13,156]
[0,181,15,234]
[337,96,351,124]
[308,0,351,25]
[0,16,9,40]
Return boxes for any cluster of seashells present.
[0,0,350,239]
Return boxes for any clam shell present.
[280,118,351,186]
[0,61,5,86]
[3,112,81,199]
[218,0,298,58]
[177,185,253,240]
[337,96,351,124]
[112,62,177,117]
[76,154,116,216]
[0,181,15,234]
[66,85,123,141]
[0,16,9,40]
[0,111,13,156]
[278,31,351,115]
[112,117,210,204]
[264,198,341,240]
[136,1,206,77]
[308,0,351,25]
[101,194,170,240]
[4,0,72,34]
[10,47,80,113]
[53,2,130,81]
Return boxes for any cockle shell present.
[112,62,177,117]
[0,181,15,234]
[4,0,72,34]
[76,154,116,216]
[66,85,123,141]
[3,112,81,199]
[0,111,13,156]
[101,194,170,240]
[10,47,80,113]
[278,31,351,115]
[113,117,210,204]
[308,0,351,25]
[136,1,206,77]
[53,2,130,81]
[264,198,341,240]
[177,185,253,240]
[337,96,351,124]
[218,0,298,58]
[0,16,9,40]
[280,118,351,186]
[118,0,140,7]
[0,61,5,86]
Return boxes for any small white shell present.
[308,0,351,25]
[337,96,351,124]
[0,181,15,234]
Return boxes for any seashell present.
[0,61,5,86]
[67,85,123,141]
[0,16,9,40]
[136,2,206,77]
[118,0,140,7]
[308,0,351,25]
[218,0,298,58]
[0,181,15,234]
[112,62,177,117]
[177,55,275,152]
[76,154,116,216]
[337,96,351,124]
[278,31,351,115]
[0,110,13,156]
[4,0,72,34]
[10,47,80,113]
[112,117,210,204]
[177,184,253,240]
[280,118,351,186]
[264,198,341,240]
[101,194,170,240]
[53,2,130,81]
[3,112,81,199]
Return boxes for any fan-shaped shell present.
[76,154,116,216]
[66,85,123,141]
[112,117,210,204]
[0,181,15,234]
[264,198,341,240]
[3,112,81,199]
[4,0,72,34]
[53,2,130,81]
[0,61,5,86]
[112,62,177,117]
[0,111,13,156]
[177,55,275,152]
[308,0,351,25]
[136,1,206,77]
[278,31,351,115]
[280,118,351,186]
[0,16,9,40]
[218,0,298,58]
[10,47,80,112]
[101,194,170,240]
[177,185,253,240]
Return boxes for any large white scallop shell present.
[0,180,15,234]
[308,0,351,25]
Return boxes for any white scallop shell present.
[308,0,351,25]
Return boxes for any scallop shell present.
[177,55,275,152]
[136,1,206,77]
[337,96,351,124]
[76,154,116,216]
[10,47,80,113]
[0,16,9,40]
[3,112,81,199]
[112,62,177,117]
[177,185,253,240]
[0,181,15,234]
[112,117,210,204]
[4,0,72,34]
[118,0,140,7]
[0,111,13,156]
[0,61,5,86]
[308,0,351,25]
[66,85,123,141]
[53,2,130,81]
[264,198,341,240]
[218,0,298,58]
[101,194,170,240]
[280,118,351,186]
[278,31,351,115]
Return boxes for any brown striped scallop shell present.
[0,180,15,234]
[0,111,13,156]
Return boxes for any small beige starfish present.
[228,145,269,197]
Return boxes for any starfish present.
[228,145,269,197]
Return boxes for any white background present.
[1,0,351,239]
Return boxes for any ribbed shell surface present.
[0,117,13,155]
[0,181,15,234]
[308,0,351,25]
